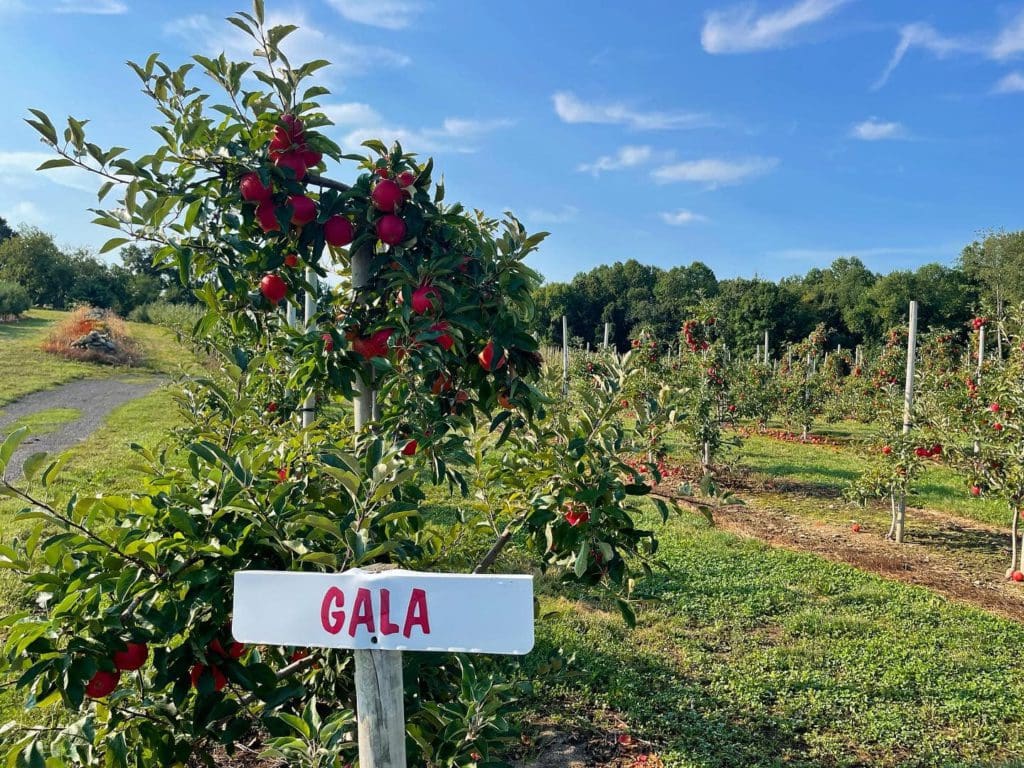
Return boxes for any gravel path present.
[0,376,164,479]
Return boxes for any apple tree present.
[0,5,676,766]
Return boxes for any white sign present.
[232,569,534,655]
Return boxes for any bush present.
[0,280,30,319]
[128,300,203,334]
[40,305,142,365]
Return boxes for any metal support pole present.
[302,267,317,429]
[562,315,569,396]
[894,300,918,544]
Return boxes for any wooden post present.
[351,245,406,768]
[977,324,986,382]
[562,315,569,396]
[302,267,317,429]
[893,300,918,544]
[603,322,610,350]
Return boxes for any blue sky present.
[1,0,1022,283]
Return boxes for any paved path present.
[0,376,164,479]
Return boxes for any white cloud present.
[324,0,423,30]
[660,209,708,226]
[0,151,97,192]
[552,92,709,130]
[874,10,1024,90]
[993,71,1024,94]
[849,118,905,140]
[323,102,512,153]
[526,205,579,224]
[991,10,1024,60]
[701,0,850,54]
[54,0,126,13]
[0,0,126,13]
[873,23,972,90]
[577,145,654,176]
[651,156,778,186]
[164,11,409,79]
[1,201,46,225]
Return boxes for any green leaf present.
[616,598,636,628]
[574,540,588,578]
[21,453,48,482]
[0,427,29,473]
[99,237,130,254]
[35,158,75,171]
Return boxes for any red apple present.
[430,321,454,351]
[498,392,513,409]
[402,439,418,456]
[289,195,316,226]
[376,214,407,245]
[260,274,288,304]
[239,172,273,202]
[274,152,307,181]
[994,422,1004,431]
[190,664,227,692]
[280,113,304,140]
[991,403,1001,413]
[85,669,120,698]
[478,340,506,372]
[113,642,149,672]
[324,215,354,247]
[371,179,404,212]
[277,467,288,483]
[269,125,292,156]
[851,524,861,533]
[411,285,441,315]
[1014,571,1024,583]
[882,445,892,455]
[284,253,299,268]
[398,170,416,188]
[267,401,278,413]
[256,201,281,233]
[322,332,335,352]
[971,485,982,496]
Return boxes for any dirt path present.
[657,481,1024,622]
[0,376,164,478]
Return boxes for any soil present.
[0,376,164,478]
[654,476,1024,623]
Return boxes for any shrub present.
[128,300,203,334]
[40,305,142,365]
[0,279,30,320]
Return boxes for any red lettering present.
[379,588,400,635]
[403,588,431,638]
[320,587,345,634]
[348,587,376,637]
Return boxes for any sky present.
[0,0,1022,284]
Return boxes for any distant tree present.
[0,216,15,244]
[0,227,75,308]
[0,280,30,319]
[119,242,194,303]
[66,248,131,310]
[959,230,1024,317]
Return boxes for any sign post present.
[233,568,534,767]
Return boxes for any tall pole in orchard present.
[350,244,406,768]
[302,266,317,429]
[764,329,770,366]
[893,300,918,544]
[562,315,569,396]
[977,323,986,383]
[603,321,610,350]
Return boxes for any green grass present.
[528,504,1024,767]
[0,309,202,405]
[733,433,1010,528]
[0,407,81,436]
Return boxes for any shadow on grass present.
[908,524,1011,556]
[0,315,48,341]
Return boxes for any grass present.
[0,308,202,406]
[0,407,81,435]
[527,503,1024,767]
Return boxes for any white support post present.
[977,324,986,382]
[603,322,610,350]
[894,300,918,544]
[302,267,317,429]
[286,302,297,328]
[764,330,769,366]
[561,315,569,396]
[350,244,406,768]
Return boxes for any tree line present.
[535,230,1024,353]
[0,218,191,315]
